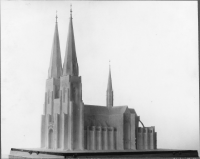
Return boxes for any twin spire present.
[48,6,78,78]
[48,7,113,106]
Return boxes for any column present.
[51,91,54,116]
[45,114,50,148]
[154,132,157,149]
[109,127,114,150]
[62,113,68,150]
[92,126,96,150]
[79,101,84,150]
[87,126,90,150]
[54,114,59,149]
[103,127,108,150]
[114,128,117,150]
[143,127,149,150]
[41,115,46,148]
[68,101,73,150]
[84,127,87,149]
[130,114,136,150]
[149,127,155,150]
[97,126,102,150]
[137,127,144,150]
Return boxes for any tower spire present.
[48,13,62,78]
[108,61,113,90]
[107,61,113,108]
[63,6,79,76]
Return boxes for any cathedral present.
[40,8,157,151]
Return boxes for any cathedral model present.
[40,8,157,151]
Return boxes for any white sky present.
[2,1,199,157]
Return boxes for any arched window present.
[71,84,76,100]
[54,86,59,99]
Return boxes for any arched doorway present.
[48,129,53,149]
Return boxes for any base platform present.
[9,148,199,158]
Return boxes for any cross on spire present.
[70,4,72,18]
[56,10,58,23]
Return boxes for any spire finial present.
[56,10,58,23]
[70,4,72,18]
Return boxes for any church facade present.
[41,9,157,151]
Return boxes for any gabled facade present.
[41,8,157,151]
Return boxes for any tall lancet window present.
[63,88,66,102]
[48,90,50,104]
[71,84,76,100]
[54,86,59,99]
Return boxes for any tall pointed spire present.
[107,61,113,108]
[48,13,62,78]
[63,5,79,76]
[107,62,113,91]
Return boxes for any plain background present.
[2,1,199,157]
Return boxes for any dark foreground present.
[9,148,198,158]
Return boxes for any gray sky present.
[2,1,199,156]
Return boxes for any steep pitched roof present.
[109,106,129,114]
[84,104,137,116]
[48,19,62,78]
[84,105,109,115]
